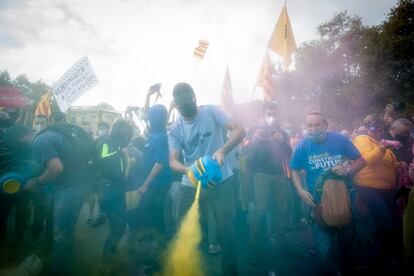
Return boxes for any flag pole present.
[189,59,201,84]
[249,85,257,101]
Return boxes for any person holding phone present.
[353,114,399,267]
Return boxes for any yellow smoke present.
[161,183,205,276]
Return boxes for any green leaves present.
[277,0,414,127]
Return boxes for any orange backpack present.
[314,171,353,229]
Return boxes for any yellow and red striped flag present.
[267,5,297,70]
[256,50,276,101]
[35,92,52,117]
[221,65,234,112]
[193,39,209,60]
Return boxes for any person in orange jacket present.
[353,114,399,268]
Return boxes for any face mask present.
[395,134,409,145]
[178,102,197,118]
[308,130,327,143]
[301,129,308,137]
[264,116,275,126]
[96,129,108,137]
[34,124,46,134]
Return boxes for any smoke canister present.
[0,173,25,194]
[188,156,222,188]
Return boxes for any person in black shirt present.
[382,118,413,165]
[95,119,133,271]
[243,101,292,265]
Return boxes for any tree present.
[0,70,51,106]
[276,0,414,128]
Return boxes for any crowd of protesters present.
[1,83,414,276]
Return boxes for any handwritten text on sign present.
[52,56,98,112]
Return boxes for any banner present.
[52,56,98,112]
[267,5,297,70]
[193,39,209,60]
[221,65,234,112]
[0,87,29,108]
[256,50,276,101]
[35,92,52,117]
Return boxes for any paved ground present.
[0,202,326,276]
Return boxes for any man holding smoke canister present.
[168,82,245,276]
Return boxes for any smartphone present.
[380,139,402,149]
[150,83,162,93]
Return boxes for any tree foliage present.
[0,70,58,116]
[0,70,50,105]
[277,0,414,127]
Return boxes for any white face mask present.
[264,116,275,126]
[302,129,308,137]
[34,124,46,133]
[96,129,109,137]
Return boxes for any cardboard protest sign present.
[52,56,98,112]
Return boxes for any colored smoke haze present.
[161,183,205,276]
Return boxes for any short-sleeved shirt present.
[32,132,83,187]
[290,132,361,193]
[143,131,171,188]
[168,105,232,187]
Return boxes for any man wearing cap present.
[168,82,245,275]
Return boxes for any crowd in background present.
[0,83,414,276]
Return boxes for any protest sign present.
[52,56,98,112]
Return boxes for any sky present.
[0,0,398,112]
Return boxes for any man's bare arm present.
[169,149,188,174]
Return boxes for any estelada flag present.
[267,5,297,70]
[35,92,52,117]
[256,50,276,101]
[221,65,234,112]
[193,39,209,59]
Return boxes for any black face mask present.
[395,134,409,145]
[177,102,197,118]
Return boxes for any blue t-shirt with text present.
[290,132,361,193]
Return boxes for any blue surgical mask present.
[308,130,327,143]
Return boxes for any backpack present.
[41,123,96,167]
[313,170,354,230]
